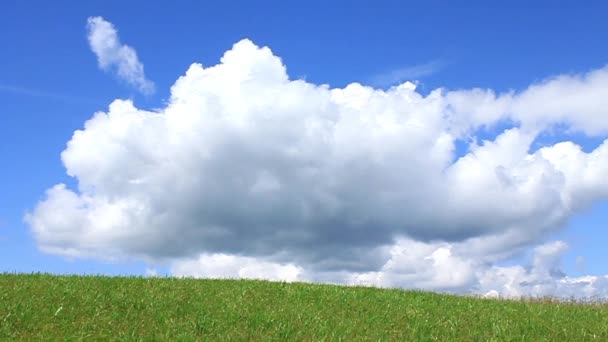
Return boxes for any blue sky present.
[1,1,608,297]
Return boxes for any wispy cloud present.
[372,60,444,87]
[0,218,6,241]
[86,16,155,95]
[0,83,93,104]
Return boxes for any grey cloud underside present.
[26,40,608,292]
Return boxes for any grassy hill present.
[1,273,607,340]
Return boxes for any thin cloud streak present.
[0,83,95,104]
[372,60,444,87]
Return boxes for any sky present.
[1,0,608,298]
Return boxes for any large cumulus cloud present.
[26,39,608,297]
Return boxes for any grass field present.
[1,273,607,340]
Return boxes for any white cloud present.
[86,16,155,94]
[356,240,608,299]
[145,268,159,277]
[172,254,302,282]
[475,241,608,299]
[26,39,608,298]
[170,239,608,299]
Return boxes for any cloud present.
[145,268,159,277]
[371,60,443,87]
[475,241,608,299]
[172,254,302,282]
[26,39,608,297]
[86,17,155,94]
[170,238,608,299]
[0,83,93,103]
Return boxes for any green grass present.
[1,273,607,341]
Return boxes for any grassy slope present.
[1,274,607,340]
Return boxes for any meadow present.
[1,273,607,340]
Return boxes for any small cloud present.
[145,268,159,277]
[576,256,586,273]
[86,16,155,94]
[372,60,444,87]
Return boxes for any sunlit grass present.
[1,273,607,340]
